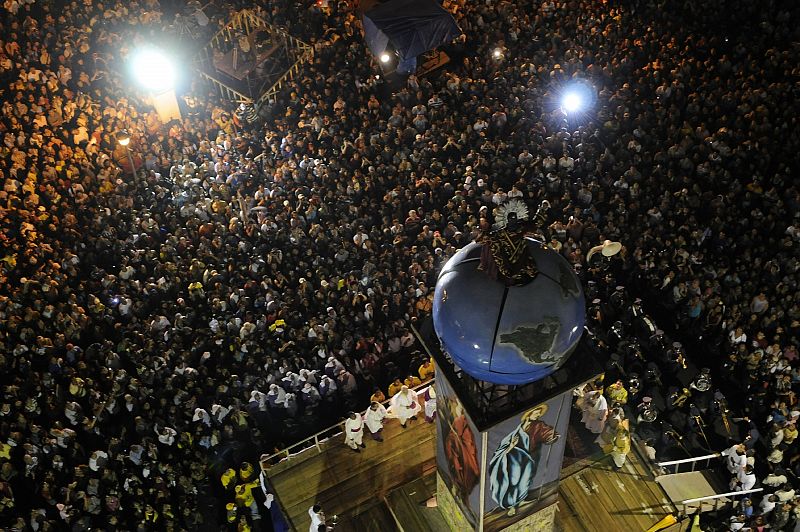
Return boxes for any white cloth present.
[763,473,787,487]
[580,391,608,434]
[364,404,387,434]
[344,414,364,448]
[390,388,420,425]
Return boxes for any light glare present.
[380,53,391,63]
[131,49,176,92]
[562,92,583,113]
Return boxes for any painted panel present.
[482,390,573,532]
[435,371,483,528]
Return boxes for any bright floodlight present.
[492,48,503,59]
[562,91,583,113]
[131,48,176,92]
[380,53,391,63]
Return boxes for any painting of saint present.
[488,403,559,516]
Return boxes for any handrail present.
[657,453,721,467]
[259,378,435,468]
[682,488,763,505]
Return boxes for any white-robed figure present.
[423,386,437,422]
[344,411,366,451]
[364,402,387,441]
[390,385,420,428]
[580,390,608,434]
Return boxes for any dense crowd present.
[1,0,799,529]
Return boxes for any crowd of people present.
[0,0,798,529]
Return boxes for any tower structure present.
[431,199,603,532]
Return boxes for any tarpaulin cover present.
[362,0,461,60]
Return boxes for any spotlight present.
[492,48,503,59]
[380,53,391,63]
[562,92,583,113]
[558,81,596,117]
[130,48,176,93]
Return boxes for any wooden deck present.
[266,415,689,532]
[555,451,687,532]
[264,412,436,532]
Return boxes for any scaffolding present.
[194,9,313,109]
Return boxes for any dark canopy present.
[362,0,461,61]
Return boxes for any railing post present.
[315,434,321,453]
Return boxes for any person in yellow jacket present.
[603,424,631,469]
[418,358,435,381]
[370,388,386,404]
[226,502,237,523]
[238,462,254,482]
[605,379,628,406]
[221,468,237,492]
[404,374,422,388]
[388,378,403,398]
[234,479,261,520]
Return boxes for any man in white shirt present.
[721,443,747,474]
[732,465,756,491]
[344,411,365,452]
[364,402,387,442]
[759,493,777,514]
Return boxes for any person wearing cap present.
[364,402,387,441]
[344,411,365,452]
[390,385,420,428]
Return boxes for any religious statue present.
[477,199,549,286]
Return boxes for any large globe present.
[432,239,585,385]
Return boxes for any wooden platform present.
[555,451,686,532]
[266,412,689,532]
[264,409,435,532]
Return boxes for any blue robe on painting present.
[489,426,534,509]
[489,420,555,509]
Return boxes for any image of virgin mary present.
[488,404,558,516]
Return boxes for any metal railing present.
[656,453,721,474]
[259,379,435,470]
[680,487,763,514]
[196,71,253,103]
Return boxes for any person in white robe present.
[581,390,608,434]
[364,402,387,441]
[423,386,437,422]
[390,385,420,427]
[344,411,365,451]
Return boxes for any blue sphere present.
[432,240,585,385]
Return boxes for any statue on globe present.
[477,199,550,286]
[432,197,585,385]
